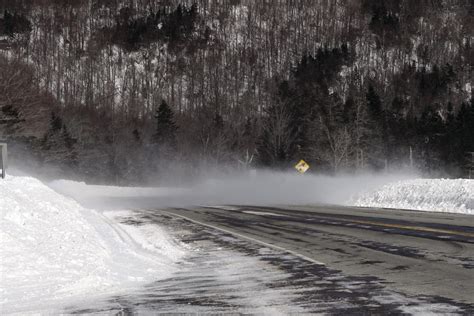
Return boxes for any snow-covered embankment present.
[352,179,474,215]
[0,176,185,314]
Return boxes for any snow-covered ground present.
[352,179,474,215]
[0,176,186,314]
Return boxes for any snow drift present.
[0,175,185,314]
[352,179,474,214]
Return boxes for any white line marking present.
[242,211,285,217]
[201,205,240,211]
[161,210,325,266]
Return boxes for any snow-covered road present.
[67,209,474,314]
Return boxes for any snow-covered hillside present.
[0,176,185,314]
[352,179,474,215]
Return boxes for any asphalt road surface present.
[161,205,474,306]
[69,204,474,314]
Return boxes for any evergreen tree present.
[213,111,224,131]
[441,102,460,173]
[364,84,388,168]
[366,84,383,120]
[456,99,474,157]
[0,104,23,137]
[154,100,177,145]
[416,106,445,172]
[275,46,353,165]
[41,111,78,170]
[132,128,141,142]
[50,112,62,132]
[0,10,31,37]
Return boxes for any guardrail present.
[0,143,6,179]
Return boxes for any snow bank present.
[0,176,185,314]
[352,179,474,215]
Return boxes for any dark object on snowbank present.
[0,142,7,179]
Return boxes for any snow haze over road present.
[50,170,473,215]
[50,171,415,209]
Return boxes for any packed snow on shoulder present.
[351,179,474,215]
[0,175,186,314]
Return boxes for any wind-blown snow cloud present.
[49,170,416,210]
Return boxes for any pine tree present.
[0,104,23,137]
[457,98,474,156]
[213,111,224,131]
[441,102,460,173]
[132,128,141,142]
[41,111,78,171]
[364,84,388,168]
[50,112,62,132]
[366,84,383,120]
[416,106,445,172]
[0,10,31,37]
[154,100,177,145]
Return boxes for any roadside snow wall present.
[0,175,185,314]
[352,179,474,215]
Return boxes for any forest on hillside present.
[0,0,473,183]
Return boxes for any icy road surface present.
[68,209,474,314]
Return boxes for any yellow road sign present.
[295,159,310,173]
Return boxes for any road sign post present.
[0,143,7,179]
